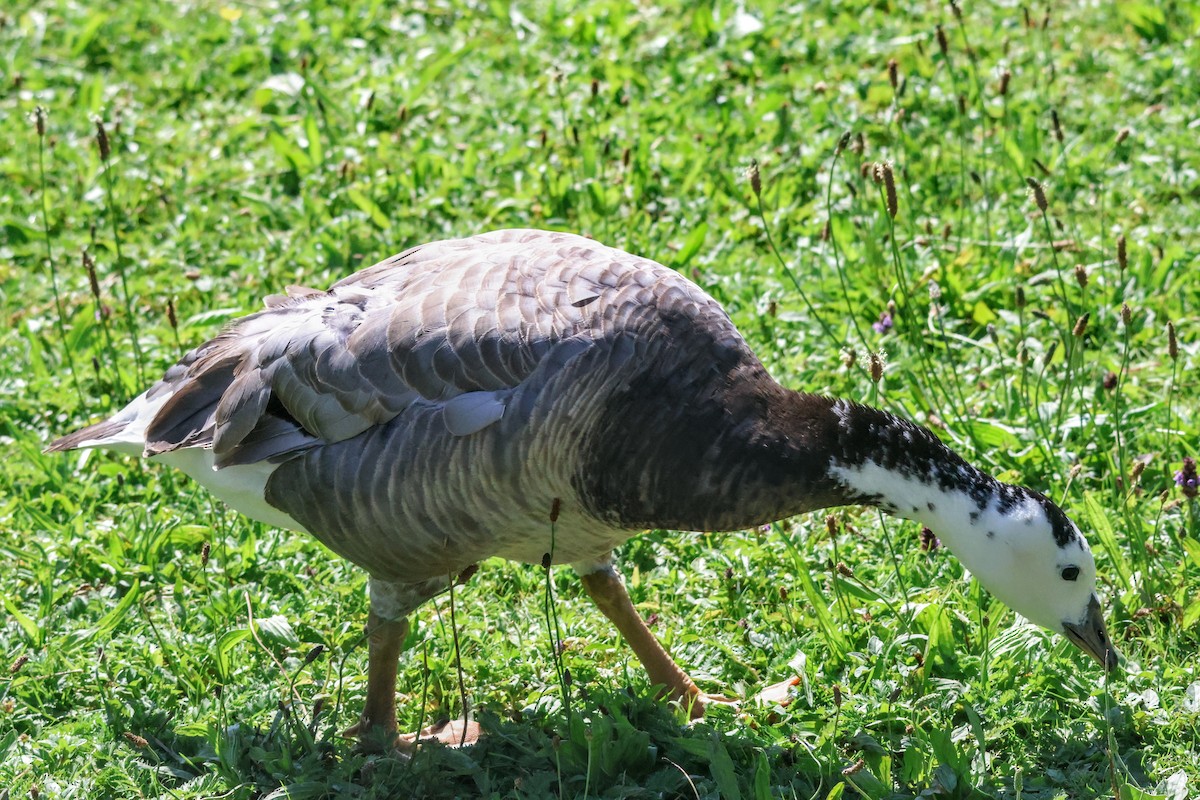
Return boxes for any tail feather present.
[45,418,135,453]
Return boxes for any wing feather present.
[66,229,734,473]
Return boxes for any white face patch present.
[827,460,1097,632]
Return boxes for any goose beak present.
[1062,594,1120,673]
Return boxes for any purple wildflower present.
[1175,457,1198,499]
[872,312,894,334]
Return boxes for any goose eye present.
[1061,566,1080,581]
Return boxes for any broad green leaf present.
[3,596,41,647]
[91,580,142,642]
[1083,492,1129,588]
[1119,782,1170,800]
[1181,537,1200,569]
[256,614,299,647]
[706,736,741,800]
[304,114,323,166]
[673,222,709,268]
[215,629,251,682]
[347,188,392,230]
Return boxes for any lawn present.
[2,0,1198,797]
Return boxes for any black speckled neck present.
[576,370,1077,548]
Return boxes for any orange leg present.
[580,566,721,718]
[349,611,408,751]
[349,574,484,752]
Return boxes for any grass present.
[2,0,1198,797]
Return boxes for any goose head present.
[956,492,1119,672]
[826,436,1119,673]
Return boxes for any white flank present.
[69,387,307,534]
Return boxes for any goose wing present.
[99,229,721,468]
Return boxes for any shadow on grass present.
[154,688,827,799]
[141,684,1135,799]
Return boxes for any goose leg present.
[347,575,483,752]
[579,563,730,719]
[351,611,407,750]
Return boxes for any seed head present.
[840,348,857,369]
[541,552,552,570]
[1167,321,1178,360]
[853,131,865,155]
[833,684,843,708]
[33,105,47,137]
[10,654,28,674]
[1074,264,1088,288]
[881,161,898,219]
[1121,303,1132,327]
[549,497,561,523]
[748,159,762,197]
[825,514,838,538]
[887,58,899,90]
[842,758,864,776]
[1051,109,1064,143]
[590,78,599,99]
[1116,234,1127,271]
[1073,312,1089,336]
[998,69,1011,96]
[836,562,853,578]
[1102,371,1118,391]
[123,732,149,749]
[950,1,962,21]
[95,118,111,161]
[1131,460,1145,482]
[936,24,949,56]
[836,129,852,155]
[1115,127,1131,145]
[1043,340,1057,366]
[868,350,886,383]
[304,644,325,665]
[1025,177,1047,212]
[200,541,210,567]
[1015,285,1026,308]
[83,251,100,301]
[167,298,178,330]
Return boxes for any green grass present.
[2,0,1198,797]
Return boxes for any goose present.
[49,228,1118,749]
